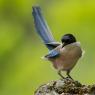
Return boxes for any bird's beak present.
[62,43,65,48]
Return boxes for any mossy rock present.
[35,78,95,95]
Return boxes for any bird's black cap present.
[61,34,76,46]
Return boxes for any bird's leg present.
[58,70,65,79]
[66,70,73,80]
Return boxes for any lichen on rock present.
[35,78,95,95]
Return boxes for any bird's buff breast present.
[49,46,82,71]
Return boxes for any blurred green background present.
[0,0,95,95]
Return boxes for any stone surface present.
[34,78,95,95]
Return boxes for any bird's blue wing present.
[32,6,56,50]
[46,42,61,49]
[45,49,60,58]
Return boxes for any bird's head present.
[61,34,76,47]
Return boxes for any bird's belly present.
[51,57,78,71]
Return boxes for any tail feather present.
[32,6,55,50]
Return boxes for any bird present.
[32,6,83,79]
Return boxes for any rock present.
[34,78,95,95]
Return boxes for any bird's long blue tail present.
[32,6,55,50]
